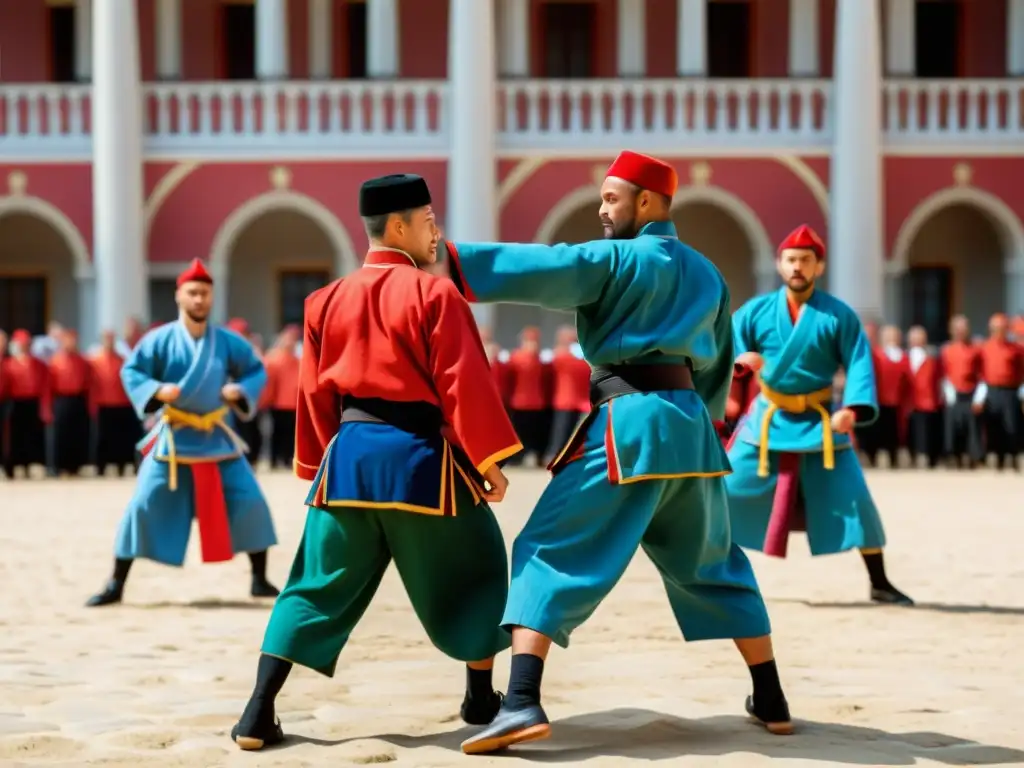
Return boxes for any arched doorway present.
[209,190,358,341]
[0,211,81,336]
[672,202,758,306]
[224,209,338,343]
[894,193,1022,342]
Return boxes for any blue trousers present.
[114,455,278,566]
[726,441,887,556]
[500,442,771,648]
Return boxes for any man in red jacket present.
[906,326,943,468]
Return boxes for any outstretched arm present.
[444,239,616,310]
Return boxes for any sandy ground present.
[1,467,1023,768]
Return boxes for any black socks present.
[860,551,891,590]
[249,551,268,581]
[112,557,133,584]
[504,653,544,710]
[252,654,293,703]
[466,666,494,700]
[748,659,784,701]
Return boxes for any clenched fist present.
[830,407,856,434]
[155,384,181,403]
[735,351,765,372]
[221,383,244,402]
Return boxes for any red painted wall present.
[0,1,51,82]
[0,162,93,252]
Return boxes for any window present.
[0,276,47,336]
[279,270,330,328]
[707,1,752,78]
[48,4,76,83]
[542,2,596,78]
[346,1,368,78]
[902,266,953,343]
[148,279,179,324]
[222,2,256,80]
[915,0,961,77]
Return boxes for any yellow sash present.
[160,405,245,491]
[757,382,835,478]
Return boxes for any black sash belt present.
[340,396,443,436]
[589,363,694,407]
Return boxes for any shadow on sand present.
[776,598,1024,617]
[276,707,1024,765]
[131,598,273,610]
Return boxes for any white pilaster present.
[617,0,646,76]
[74,0,91,80]
[499,0,530,76]
[93,0,149,329]
[788,0,820,76]
[885,0,915,75]
[367,0,400,77]
[448,0,497,328]
[255,0,289,79]
[829,0,885,319]
[1009,0,1024,75]
[155,0,182,79]
[677,0,706,76]
[308,0,333,78]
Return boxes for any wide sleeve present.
[427,280,523,474]
[691,286,734,423]
[225,333,267,420]
[445,239,615,310]
[836,308,879,426]
[120,333,166,419]
[293,300,341,481]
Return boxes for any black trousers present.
[269,409,296,468]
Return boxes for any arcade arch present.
[208,191,358,341]
[890,187,1024,341]
[0,198,90,337]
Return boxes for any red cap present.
[176,258,213,287]
[227,318,250,336]
[605,151,678,199]
[11,329,31,346]
[777,224,826,261]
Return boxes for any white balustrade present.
[883,79,1024,149]
[3,79,1024,160]
[498,79,833,154]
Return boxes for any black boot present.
[461,654,551,755]
[459,665,504,726]
[232,654,291,750]
[248,551,280,598]
[861,550,914,605]
[745,660,793,735]
[85,558,133,607]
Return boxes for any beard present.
[602,217,639,240]
[786,275,813,292]
[185,309,209,323]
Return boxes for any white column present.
[74,0,91,80]
[308,0,333,78]
[829,0,884,319]
[155,0,182,79]
[788,0,820,76]
[367,0,400,77]
[677,0,706,76]
[448,0,497,328]
[499,0,530,76]
[617,0,646,76]
[885,0,915,75]
[255,0,289,79]
[93,0,149,329]
[1009,0,1024,75]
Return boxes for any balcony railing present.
[1,78,1021,160]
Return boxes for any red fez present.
[177,258,213,287]
[777,224,826,260]
[11,329,31,346]
[227,318,250,336]
[606,151,678,199]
